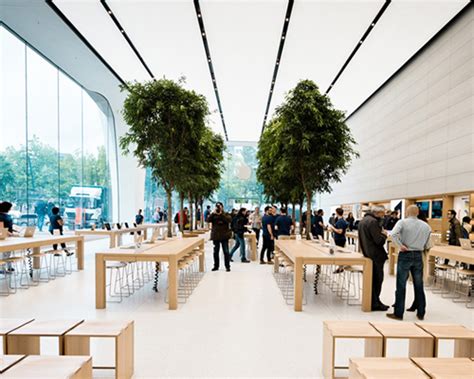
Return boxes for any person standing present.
[208,202,232,272]
[448,209,462,246]
[249,207,262,245]
[387,205,431,320]
[346,211,355,244]
[312,209,325,239]
[49,207,72,255]
[274,207,293,238]
[330,208,348,273]
[384,211,399,231]
[358,205,389,311]
[0,202,16,270]
[260,206,275,264]
[135,209,144,225]
[204,205,212,227]
[229,208,250,263]
[328,213,336,227]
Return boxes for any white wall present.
[321,7,474,211]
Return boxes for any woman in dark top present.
[346,212,355,244]
[331,208,348,273]
[49,207,71,255]
[229,208,250,263]
[0,201,14,233]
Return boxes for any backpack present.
[174,213,179,223]
[461,226,469,239]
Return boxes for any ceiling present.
[52,0,469,142]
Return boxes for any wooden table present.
[0,355,25,374]
[412,357,474,379]
[7,319,84,355]
[0,235,85,270]
[349,357,429,378]
[416,323,474,358]
[0,355,92,378]
[275,240,373,312]
[0,319,34,353]
[65,320,134,379]
[75,228,142,248]
[136,223,167,240]
[370,322,434,357]
[96,237,205,310]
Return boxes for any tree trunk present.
[179,192,184,233]
[166,189,173,238]
[305,190,312,240]
[188,193,193,232]
[291,202,296,234]
[200,198,204,228]
[298,201,303,235]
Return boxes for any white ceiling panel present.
[54,0,150,82]
[270,0,384,120]
[200,0,288,141]
[328,0,469,116]
[107,0,224,137]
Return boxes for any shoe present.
[372,305,390,311]
[241,259,250,263]
[386,313,403,321]
[7,267,15,272]
[333,268,344,274]
[416,314,424,321]
[260,261,266,265]
[406,306,416,312]
[379,302,390,308]
[211,267,218,271]
[65,250,74,256]
[226,268,231,272]
[267,261,274,264]
[230,259,234,262]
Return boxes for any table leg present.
[64,335,90,355]
[454,339,474,357]
[72,357,92,379]
[389,244,396,275]
[294,257,304,312]
[109,234,116,248]
[95,255,106,309]
[364,337,383,357]
[168,256,178,310]
[7,335,40,354]
[409,338,434,357]
[322,327,334,379]
[273,250,280,273]
[116,322,134,379]
[251,236,257,261]
[33,247,41,269]
[425,254,435,283]
[198,241,205,272]
[143,228,148,240]
[362,259,373,312]
[76,238,84,270]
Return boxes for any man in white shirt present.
[387,205,431,320]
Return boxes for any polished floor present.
[0,236,472,378]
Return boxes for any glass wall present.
[0,24,117,230]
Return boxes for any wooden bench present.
[416,323,474,357]
[370,322,434,357]
[412,357,474,379]
[6,319,83,355]
[0,355,25,374]
[349,357,428,378]
[0,355,92,378]
[323,321,383,379]
[64,320,134,379]
[0,319,34,354]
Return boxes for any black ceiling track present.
[325,0,391,94]
[193,0,229,141]
[101,0,154,79]
[45,0,126,86]
[260,0,294,136]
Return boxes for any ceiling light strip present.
[45,0,126,86]
[261,0,294,135]
[325,0,391,94]
[193,0,228,141]
[101,0,155,79]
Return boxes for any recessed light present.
[359,40,362,44]
[198,14,201,17]
[282,36,285,40]
[371,23,375,26]
[286,18,289,22]
[121,30,124,33]
[108,10,112,14]
[202,33,205,36]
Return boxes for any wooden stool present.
[323,321,383,379]
[0,319,34,354]
[412,357,474,379]
[370,322,434,357]
[0,355,25,374]
[64,320,134,379]
[349,357,428,378]
[416,323,474,357]
[1,355,92,378]
[6,319,83,355]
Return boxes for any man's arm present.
[267,223,274,239]
[390,220,406,251]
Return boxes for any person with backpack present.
[229,208,250,263]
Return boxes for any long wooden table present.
[0,235,85,270]
[274,240,373,312]
[95,237,205,310]
[75,227,143,248]
[136,223,167,240]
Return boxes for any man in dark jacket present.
[208,202,232,272]
[358,206,389,311]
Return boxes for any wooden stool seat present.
[349,357,428,378]
[370,322,434,357]
[412,357,474,379]
[416,323,474,358]
[64,320,134,379]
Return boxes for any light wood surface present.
[0,355,92,378]
[0,235,84,270]
[75,228,139,248]
[323,321,383,379]
[96,237,205,310]
[275,240,373,312]
[65,320,134,379]
[412,357,474,379]
[370,322,434,358]
[349,357,429,379]
[0,355,25,374]
[0,319,35,354]
[245,233,258,261]
[416,323,474,358]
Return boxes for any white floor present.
[0,237,473,378]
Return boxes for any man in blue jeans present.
[387,205,431,321]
